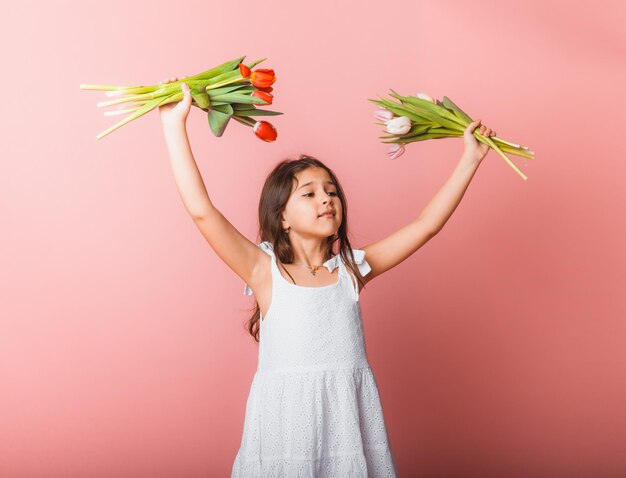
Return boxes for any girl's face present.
[281,167,342,239]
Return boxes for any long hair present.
[244,154,366,342]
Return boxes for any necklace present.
[291,263,323,276]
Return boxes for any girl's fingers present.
[465,119,480,134]
[159,76,183,85]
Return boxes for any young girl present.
[158,78,496,477]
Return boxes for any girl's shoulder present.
[257,240,275,257]
[243,241,274,296]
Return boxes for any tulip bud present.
[374,108,394,122]
[250,69,276,88]
[416,92,435,103]
[387,143,405,160]
[253,120,277,142]
[252,90,273,105]
[239,64,251,78]
[385,116,412,135]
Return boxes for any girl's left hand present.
[158,76,192,127]
[462,119,496,166]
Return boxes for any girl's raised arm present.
[159,77,267,292]
[361,120,496,284]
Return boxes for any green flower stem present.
[475,132,527,180]
[499,145,535,159]
[96,95,169,140]
[98,76,252,109]
[491,137,525,150]
[382,132,463,143]
[157,91,184,106]
[97,79,215,108]
[232,116,256,127]
[104,106,142,116]
[105,78,213,98]
[79,83,135,91]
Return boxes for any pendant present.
[310,266,319,276]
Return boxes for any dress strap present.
[351,249,372,277]
[243,241,275,296]
[324,248,372,300]
[348,249,371,300]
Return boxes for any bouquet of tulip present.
[369,90,534,180]
[80,55,282,142]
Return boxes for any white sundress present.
[232,240,398,478]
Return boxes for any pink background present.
[2,0,625,476]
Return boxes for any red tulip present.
[257,86,273,93]
[252,90,273,105]
[250,69,276,88]
[253,120,277,142]
[239,64,251,78]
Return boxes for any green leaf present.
[204,69,247,87]
[210,104,234,114]
[211,93,269,105]
[441,96,473,123]
[208,103,234,137]
[187,55,246,81]
[231,103,253,110]
[190,88,210,108]
[388,92,465,131]
[246,58,267,69]
[208,84,255,96]
[397,124,433,138]
[230,107,283,116]
[370,99,431,124]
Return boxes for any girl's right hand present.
[158,76,193,127]
[462,119,495,166]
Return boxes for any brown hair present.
[244,154,366,342]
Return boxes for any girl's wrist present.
[459,153,482,170]
[161,119,187,132]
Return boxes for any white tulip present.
[374,108,394,122]
[416,92,436,103]
[385,116,412,134]
[387,143,406,160]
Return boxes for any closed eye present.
[303,192,337,197]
